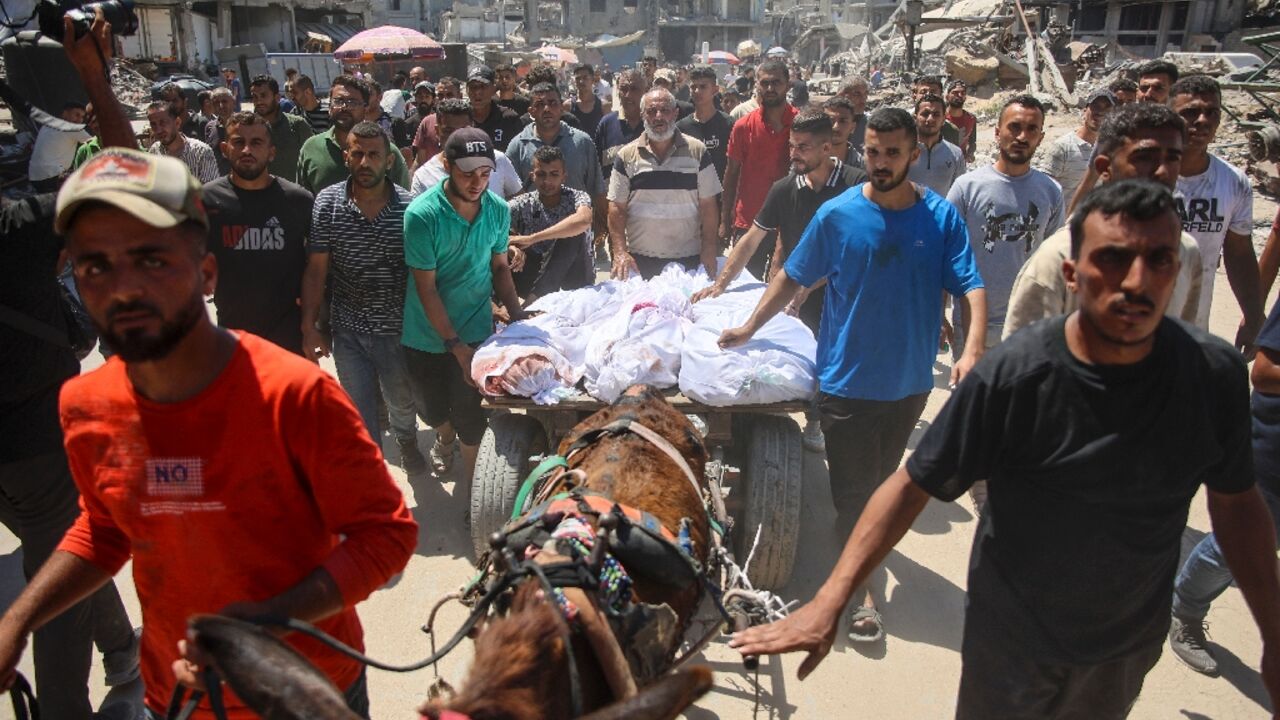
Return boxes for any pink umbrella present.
[334,25,445,62]
[698,50,741,65]
[537,45,579,65]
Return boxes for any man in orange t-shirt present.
[0,148,418,719]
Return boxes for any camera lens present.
[37,0,138,41]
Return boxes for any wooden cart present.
[471,391,808,590]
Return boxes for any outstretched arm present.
[729,468,931,678]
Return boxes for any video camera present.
[36,0,138,41]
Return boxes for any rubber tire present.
[736,414,803,590]
[470,413,548,560]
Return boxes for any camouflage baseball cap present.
[54,147,207,234]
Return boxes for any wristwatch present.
[444,336,463,351]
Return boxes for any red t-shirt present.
[726,104,798,229]
[414,114,441,157]
[948,109,977,156]
[57,333,418,718]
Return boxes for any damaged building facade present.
[1072,0,1247,55]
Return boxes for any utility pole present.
[526,0,540,45]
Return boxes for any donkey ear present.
[578,666,713,720]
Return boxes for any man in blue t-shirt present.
[719,108,986,642]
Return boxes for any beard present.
[999,146,1033,166]
[645,120,675,142]
[96,292,205,363]
[947,97,964,108]
[869,164,910,192]
[232,159,268,181]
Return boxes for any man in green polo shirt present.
[402,127,527,489]
[250,73,313,181]
[297,75,410,193]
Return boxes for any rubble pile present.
[110,59,153,111]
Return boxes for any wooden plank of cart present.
[470,389,808,590]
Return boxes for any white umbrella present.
[766,46,789,58]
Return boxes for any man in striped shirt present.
[293,74,332,133]
[607,87,721,280]
[300,121,426,474]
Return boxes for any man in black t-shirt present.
[731,180,1280,718]
[467,65,525,152]
[693,110,864,334]
[203,112,313,353]
[676,65,735,182]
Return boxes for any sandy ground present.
[3,107,1280,719]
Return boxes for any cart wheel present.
[470,413,548,560]
[736,414,803,590]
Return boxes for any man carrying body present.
[1005,102,1202,337]
[719,107,987,641]
[410,99,523,198]
[466,66,524,153]
[203,111,313,354]
[402,129,528,483]
[297,76,410,194]
[146,100,218,183]
[509,146,595,304]
[302,121,425,474]
[566,63,609,133]
[676,65,735,182]
[731,179,1280,720]
[0,147,418,719]
[945,79,977,163]
[607,88,721,280]
[907,93,966,197]
[945,94,1063,354]
[1170,74,1264,350]
[693,111,867,451]
[249,74,314,181]
[505,82,606,260]
[293,74,331,133]
[1034,88,1115,204]
[722,59,796,277]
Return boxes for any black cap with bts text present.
[443,128,497,172]
[467,66,496,86]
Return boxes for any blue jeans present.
[331,330,419,444]
[1171,487,1280,621]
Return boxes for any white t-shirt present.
[1033,131,1092,204]
[29,124,91,181]
[1176,154,1253,328]
[381,90,407,119]
[595,79,612,102]
[410,150,523,198]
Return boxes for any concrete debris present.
[945,48,999,86]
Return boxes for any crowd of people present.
[4,10,1280,718]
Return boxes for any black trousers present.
[402,344,487,446]
[957,630,1162,720]
[817,391,929,538]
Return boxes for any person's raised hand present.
[62,7,113,79]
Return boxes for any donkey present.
[187,385,715,720]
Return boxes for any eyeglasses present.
[331,98,365,109]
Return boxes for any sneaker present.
[398,437,428,476]
[102,627,141,686]
[801,419,825,453]
[1169,615,1220,675]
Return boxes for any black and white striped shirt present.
[310,180,413,335]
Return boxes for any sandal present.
[848,605,886,643]
[431,438,457,476]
